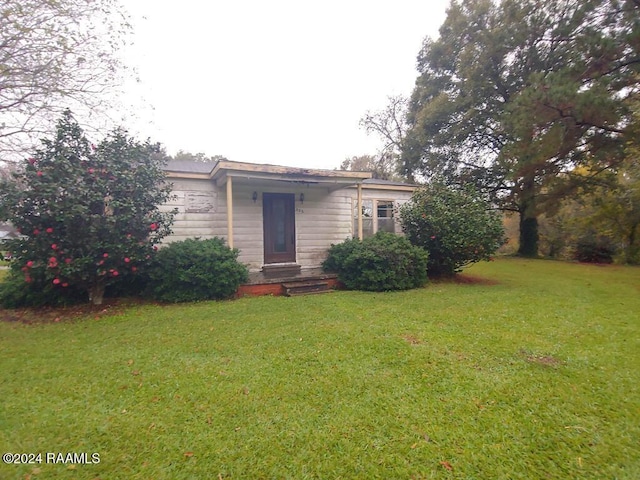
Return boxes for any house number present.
[295,208,304,214]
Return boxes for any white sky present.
[119,0,449,170]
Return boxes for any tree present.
[359,95,409,181]
[402,0,639,256]
[0,111,175,305]
[172,151,228,163]
[400,182,505,277]
[0,0,131,160]
[339,154,401,181]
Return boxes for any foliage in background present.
[0,111,175,306]
[323,231,428,291]
[400,182,505,276]
[401,0,639,257]
[353,95,410,182]
[147,238,248,303]
[0,0,132,160]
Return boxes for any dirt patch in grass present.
[520,350,564,367]
[0,298,155,324]
[402,334,423,345]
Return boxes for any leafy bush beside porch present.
[323,231,428,291]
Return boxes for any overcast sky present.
[119,0,450,170]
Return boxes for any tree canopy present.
[0,0,131,160]
[402,0,640,256]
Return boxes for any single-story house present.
[162,159,417,276]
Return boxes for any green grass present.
[1,258,639,479]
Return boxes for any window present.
[377,201,395,233]
[353,199,396,238]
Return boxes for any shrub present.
[322,231,429,291]
[0,269,86,308]
[147,238,249,302]
[573,236,616,264]
[400,182,505,277]
[0,111,175,305]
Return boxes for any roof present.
[164,160,215,175]
[164,159,372,189]
[363,178,417,188]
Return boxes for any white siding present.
[164,177,415,272]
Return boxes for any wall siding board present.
[164,176,415,272]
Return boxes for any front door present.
[263,193,296,264]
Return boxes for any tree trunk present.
[517,176,539,257]
[88,283,106,305]
[518,214,539,257]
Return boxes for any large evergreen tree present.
[402,0,639,256]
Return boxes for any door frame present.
[262,192,296,264]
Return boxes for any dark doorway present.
[263,193,296,264]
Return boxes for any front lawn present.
[1,258,638,479]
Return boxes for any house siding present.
[163,176,414,272]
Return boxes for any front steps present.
[282,280,331,296]
[236,268,340,297]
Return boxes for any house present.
[162,159,417,279]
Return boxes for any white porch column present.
[357,182,363,240]
[226,176,234,248]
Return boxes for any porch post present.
[357,182,363,240]
[226,176,234,248]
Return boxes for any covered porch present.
[209,160,371,272]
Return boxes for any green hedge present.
[323,232,428,291]
[147,238,248,302]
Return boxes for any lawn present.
[0,258,638,479]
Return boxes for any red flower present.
[62,283,69,287]
[150,223,158,231]
[430,235,436,240]
[33,229,40,235]
[36,171,43,177]
[28,158,36,165]
[65,258,72,264]
[52,278,61,285]
[46,227,54,233]
[131,266,138,272]
[124,257,130,263]
[88,168,95,174]
[103,252,109,258]
[111,270,119,276]
[26,261,34,268]
[51,243,58,250]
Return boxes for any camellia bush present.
[400,182,505,277]
[0,110,175,305]
[323,231,429,291]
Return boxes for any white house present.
[163,159,416,274]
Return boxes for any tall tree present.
[0,0,131,161]
[402,0,639,256]
[359,95,409,181]
[0,111,175,305]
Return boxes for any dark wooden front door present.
[263,193,296,264]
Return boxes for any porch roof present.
[165,159,372,188]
